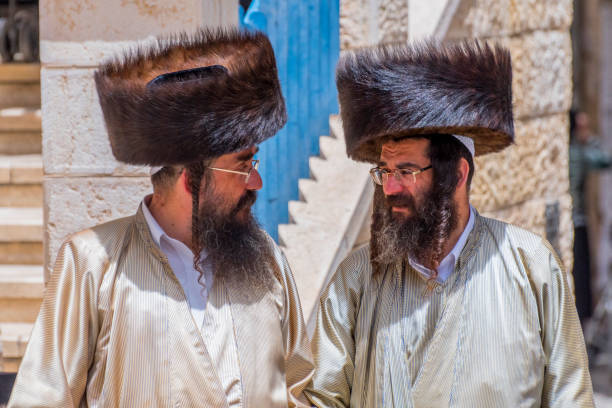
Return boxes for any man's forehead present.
[215,146,258,163]
[380,138,429,161]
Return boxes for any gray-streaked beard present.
[373,185,457,269]
[196,190,277,296]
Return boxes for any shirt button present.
[435,286,443,294]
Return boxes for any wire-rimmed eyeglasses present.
[369,165,432,186]
[208,159,260,183]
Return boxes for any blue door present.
[240,0,340,241]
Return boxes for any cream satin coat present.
[9,206,314,407]
[305,214,594,407]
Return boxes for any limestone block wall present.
[41,0,237,280]
[340,0,408,50]
[445,0,575,271]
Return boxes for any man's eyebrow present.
[236,148,258,161]
[377,161,421,168]
[396,161,422,169]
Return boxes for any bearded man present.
[9,29,313,407]
[304,41,594,407]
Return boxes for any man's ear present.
[456,157,470,190]
[180,169,192,194]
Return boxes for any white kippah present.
[149,166,163,176]
[452,135,475,157]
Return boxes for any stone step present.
[0,153,43,206]
[0,108,42,155]
[0,265,44,299]
[0,208,42,243]
[0,108,41,132]
[0,63,40,83]
[279,115,373,323]
[0,322,33,372]
[308,155,328,181]
[329,114,343,139]
[318,134,345,160]
[0,265,44,324]
[0,131,40,155]
[0,64,41,110]
[0,154,42,185]
[0,184,42,207]
[0,242,43,265]
[0,207,43,263]
[1,358,20,372]
[297,178,317,202]
[0,83,40,110]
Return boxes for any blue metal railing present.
[240,0,340,241]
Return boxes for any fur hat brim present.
[336,40,514,163]
[95,28,286,166]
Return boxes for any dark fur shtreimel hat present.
[336,40,514,163]
[94,28,286,166]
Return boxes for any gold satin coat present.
[305,214,594,407]
[9,206,314,407]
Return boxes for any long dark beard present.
[196,188,276,295]
[371,183,458,275]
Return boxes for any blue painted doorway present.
[239,0,340,241]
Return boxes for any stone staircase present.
[0,63,43,373]
[279,115,373,330]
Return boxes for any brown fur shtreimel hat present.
[336,40,514,163]
[94,28,286,166]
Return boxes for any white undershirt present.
[141,197,243,406]
[409,205,475,283]
[142,197,212,327]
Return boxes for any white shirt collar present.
[141,195,165,247]
[141,196,207,261]
[409,205,475,283]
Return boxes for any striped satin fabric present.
[200,274,243,406]
[304,212,594,407]
[9,205,314,407]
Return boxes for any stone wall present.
[340,0,409,50]
[41,0,237,280]
[596,0,612,293]
[445,0,575,271]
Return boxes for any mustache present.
[385,194,416,210]
[230,190,257,217]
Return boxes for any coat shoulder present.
[322,243,371,302]
[66,214,138,258]
[478,215,565,283]
[339,243,372,279]
[56,215,138,271]
[480,215,553,254]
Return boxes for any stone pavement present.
[596,393,612,408]
[593,364,612,407]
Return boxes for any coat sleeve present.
[276,249,316,408]
[535,241,595,407]
[303,249,364,408]
[9,238,101,408]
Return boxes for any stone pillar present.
[444,0,575,273]
[340,0,409,50]
[408,0,457,40]
[40,0,237,281]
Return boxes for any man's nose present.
[246,168,263,191]
[382,174,403,195]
